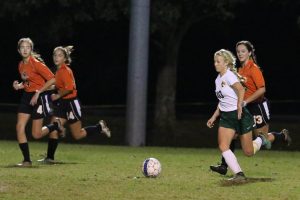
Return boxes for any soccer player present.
[210,41,292,175]
[13,38,62,167]
[38,46,111,164]
[207,49,270,181]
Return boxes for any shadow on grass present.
[220,177,274,186]
[2,161,81,168]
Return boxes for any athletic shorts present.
[53,97,82,124]
[18,91,53,119]
[246,98,270,129]
[219,107,255,135]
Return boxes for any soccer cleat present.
[54,118,66,138]
[281,129,292,146]
[99,120,111,138]
[37,158,59,164]
[258,133,272,150]
[15,161,32,167]
[227,172,246,182]
[210,164,228,175]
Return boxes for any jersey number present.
[67,111,75,120]
[216,91,224,99]
[37,105,43,114]
[253,115,263,125]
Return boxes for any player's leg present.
[38,117,67,164]
[68,98,111,140]
[69,120,111,140]
[218,127,245,180]
[210,139,236,175]
[16,112,32,166]
[251,99,291,146]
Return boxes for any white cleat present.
[99,120,111,138]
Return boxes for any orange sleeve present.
[250,67,265,89]
[34,62,54,81]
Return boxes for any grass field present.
[0,141,299,200]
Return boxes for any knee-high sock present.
[221,140,236,167]
[253,137,262,154]
[222,150,242,174]
[47,138,59,160]
[19,142,31,162]
[84,124,101,136]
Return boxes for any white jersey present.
[215,69,239,112]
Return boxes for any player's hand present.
[13,80,23,90]
[237,104,243,120]
[207,117,216,128]
[30,90,40,106]
[51,93,60,101]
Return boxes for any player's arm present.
[51,89,72,101]
[12,80,24,90]
[232,82,245,120]
[244,87,265,105]
[30,78,56,105]
[207,106,220,128]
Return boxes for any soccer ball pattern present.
[142,158,162,178]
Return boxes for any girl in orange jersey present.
[210,41,292,175]
[12,38,63,167]
[39,46,111,163]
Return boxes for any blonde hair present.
[17,37,44,63]
[53,46,74,65]
[214,49,245,83]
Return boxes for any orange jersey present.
[55,64,77,99]
[18,56,54,92]
[238,60,265,102]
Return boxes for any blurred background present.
[0,0,299,148]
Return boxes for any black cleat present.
[281,129,292,146]
[210,164,228,175]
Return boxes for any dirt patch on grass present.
[0,183,8,193]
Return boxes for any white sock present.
[253,137,262,154]
[222,150,242,174]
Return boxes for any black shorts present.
[246,98,270,128]
[18,91,53,119]
[53,97,82,124]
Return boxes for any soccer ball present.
[142,158,162,178]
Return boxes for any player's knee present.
[218,144,229,152]
[32,131,43,139]
[72,132,83,140]
[243,149,254,157]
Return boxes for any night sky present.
[0,1,299,106]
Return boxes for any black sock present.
[19,143,31,162]
[47,138,59,160]
[270,131,285,144]
[221,140,235,167]
[84,124,101,136]
[46,122,59,133]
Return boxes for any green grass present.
[0,141,299,200]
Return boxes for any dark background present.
[0,1,299,149]
[0,1,299,110]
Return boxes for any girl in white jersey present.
[207,49,269,181]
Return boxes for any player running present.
[210,41,292,175]
[13,37,62,167]
[38,46,111,164]
[207,49,270,181]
